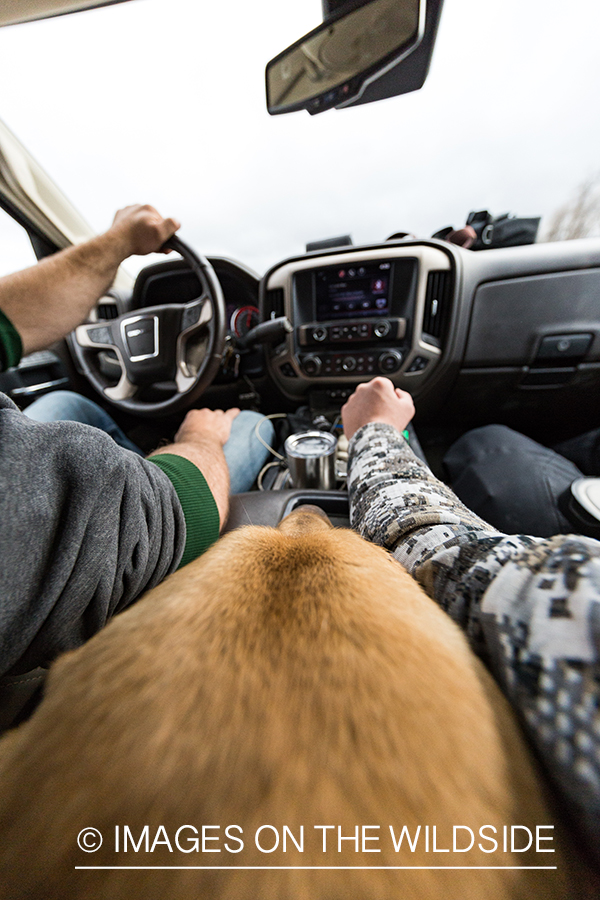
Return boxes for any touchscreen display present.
[315,261,392,321]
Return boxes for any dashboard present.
[8,234,600,451]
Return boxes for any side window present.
[0,206,37,278]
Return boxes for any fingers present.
[110,204,181,257]
[395,387,414,407]
[341,377,415,440]
[175,407,241,447]
[156,216,181,253]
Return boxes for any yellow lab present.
[0,507,591,898]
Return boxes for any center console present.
[261,243,453,399]
[296,256,414,378]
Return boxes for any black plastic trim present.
[0,195,60,260]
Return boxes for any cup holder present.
[282,491,350,528]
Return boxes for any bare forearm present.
[0,204,180,356]
[0,232,128,355]
[148,407,239,533]
[149,439,230,529]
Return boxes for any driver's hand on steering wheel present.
[109,204,181,258]
[174,408,241,448]
[341,377,415,441]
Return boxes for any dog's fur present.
[0,508,589,898]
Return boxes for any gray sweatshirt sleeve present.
[0,396,186,674]
[348,422,600,860]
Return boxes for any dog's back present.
[0,509,585,898]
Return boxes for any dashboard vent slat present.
[266,288,284,319]
[97,302,119,320]
[422,271,452,345]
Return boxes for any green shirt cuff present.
[0,308,23,371]
[148,453,220,569]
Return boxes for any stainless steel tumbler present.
[284,431,338,489]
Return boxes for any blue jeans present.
[25,391,275,494]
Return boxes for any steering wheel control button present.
[301,355,322,376]
[87,326,113,346]
[378,350,402,373]
[122,316,159,362]
[407,356,429,373]
[374,319,391,338]
[181,303,203,331]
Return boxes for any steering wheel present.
[70,236,227,417]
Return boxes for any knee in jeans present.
[26,390,87,420]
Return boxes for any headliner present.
[0,0,135,29]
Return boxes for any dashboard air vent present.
[265,288,284,319]
[422,271,452,345]
[97,302,119,320]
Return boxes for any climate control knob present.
[342,356,357,373]
[378,350,402,374]
[302,355,322,377]
[374,319,391,338]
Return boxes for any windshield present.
[0,0,599,277]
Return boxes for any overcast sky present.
[0,0,599,277]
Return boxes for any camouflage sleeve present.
[348,422,600,857]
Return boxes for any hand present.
[174,408,240,448]
[341,377,415,440]
[109,204,181,257]
[446,225,477,249]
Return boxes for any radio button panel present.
[298,318,406,347]
[299,350,403,377]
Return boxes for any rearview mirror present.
[266,0,425,115]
